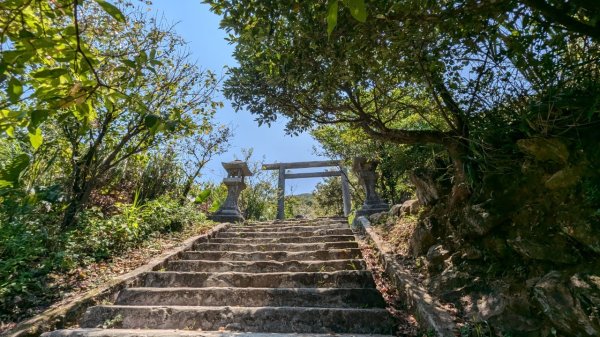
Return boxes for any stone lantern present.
[353,157,390,216]
[210,160,252,223]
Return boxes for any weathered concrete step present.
[248,219,345,227]
[42,329,394,337]
[179,249,363,262]
[116,287,385,308]
[218,228,353,238]
[80,305,396,334]
[141,271,376,288]
[209,235,355,244]
[166,259,366,273]
[226,223,348,233]
[193,242,358,252]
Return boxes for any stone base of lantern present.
[209,208,244,223]
[356,202,390,217]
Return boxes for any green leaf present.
[7,77,23,103]
[94,0,126,23]
[5,126,15,138]
[30,110,50,128]
[19,29,35,38]
[144,114,160,129]
[209,199,221,213]
[138,50,147,63]
[29,128,43,150]
[194,189,212,204]
[345,0,367,22]
[108,90,129,101]
[122,59,136,68]
[0,154,30,188]
[327,0,338,37]
[31,68,69,78]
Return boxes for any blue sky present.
[150,0,329,194]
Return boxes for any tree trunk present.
[447,139,471,207]
[180,165,203,205]
[62,160,97,229]
[62,176,94,229]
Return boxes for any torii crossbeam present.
[262,160,351,219]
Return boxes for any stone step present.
[179,249,363,262]
[80,305,396,334]
[209,235,355,244]
[247,219,345,227]
[217,228,353,238]
[140,271,376,288]
[192,242,358,252]
[43,329,393,337]
[115,287,385,308]
[166,259,365,273]
[226,223,348,233]
[40,218,395,337]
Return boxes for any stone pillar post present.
[276,167,286,220]
[341,167,351,216]
[210,160,253,223]
[353,157,389,216]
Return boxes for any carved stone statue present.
[353,157,390,216]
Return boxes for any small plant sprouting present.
[102,314,124,329]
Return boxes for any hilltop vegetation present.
[0,0,231,328]
[1,0,599,335]
[207,0,600,335]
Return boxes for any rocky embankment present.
[368,137,600,337]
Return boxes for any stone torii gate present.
[263,160,351,220]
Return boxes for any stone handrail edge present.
[352,216,457,337]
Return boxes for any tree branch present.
[522,0,600,40]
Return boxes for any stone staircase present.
[43,218,396,337]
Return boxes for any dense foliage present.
[0,0,230,327]
[1,0,599,334]
[207,1,600,335]
[312,125,437,204]
[206,0,600,205]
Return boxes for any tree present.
[313,177,344,216]
[1,0,126,145]
[205,0,599,205]
[312,124,436,204]
[0,1,229,324]
[1,1,221,228]
[59,4,220,227]
[136,148,184,204]
[179,122,233,201]
[521,0,600,40]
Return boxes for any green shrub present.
[0,211,58,322]
[63,196,206,266]
[0,196,207,323]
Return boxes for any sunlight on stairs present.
[43,218,397,337]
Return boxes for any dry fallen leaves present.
[357,237,420,337]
